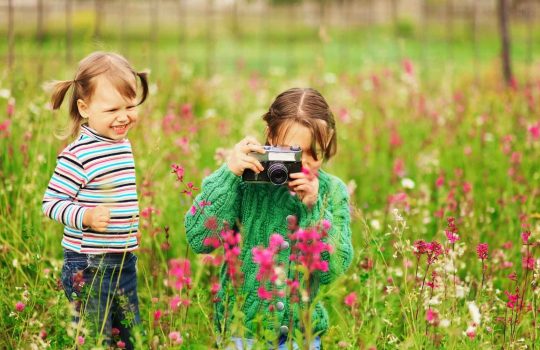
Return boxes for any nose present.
[116,110,129,122]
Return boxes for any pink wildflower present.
[257,286,273,300]
[529,121,540,140]
[522,254,535,270]
[476,243,488,260]
[168,259,192,291]
[426,308,439,325]
[117,340,126,349]
[15,302,25,312]
[154,309,162,321]
[169,331,183,345]
[344,292,357,307]
[171,164,184,182]
[402,58,415,76]
[521,231,531,244]
[504,290,519,309]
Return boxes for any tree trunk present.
[65,0,73,63]
[37,0,44,44]
[497,0,513,86]
[8,0,14,75]
[94,0,102,40]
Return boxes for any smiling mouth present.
[112,123,130,134]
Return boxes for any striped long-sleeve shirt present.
[42,125,139,254]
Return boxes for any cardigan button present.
[279,325,289,335]
[276,301,285,311]
[280,241,290,250]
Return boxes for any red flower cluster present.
[413,240,443,264]
[476,243,488,260]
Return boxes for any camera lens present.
[267,163,288,185]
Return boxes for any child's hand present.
[288,169,319,207]
[227,136,266,176]
[83,206,110,232]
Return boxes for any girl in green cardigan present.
[185,88,353,349]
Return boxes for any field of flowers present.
[1,26,540,349]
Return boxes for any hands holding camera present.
[227,136,266,176]
[228,136,319,208]
[288,168,319,208]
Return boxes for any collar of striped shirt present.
[80,124,127,144]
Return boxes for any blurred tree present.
[93,0,104,40]
[65,0,73,63]
[8,0,14,76]
[498,0,513,86]
[37,0,45,44]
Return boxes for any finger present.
[288,178,309,187]
[241,159,262,174]
[243,136,261,146]
[243,155,264,172]
[289,172,307,180]
[241,143,266,155]
[293,184,312,193]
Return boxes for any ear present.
[77,99,89,119]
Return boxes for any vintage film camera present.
[242,145,302,185]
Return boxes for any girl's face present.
[77,75,138,140]
[270,122,324,173]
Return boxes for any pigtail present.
[49,80,74,110]
[136,71,149,105]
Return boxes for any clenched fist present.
[83,205,110,232]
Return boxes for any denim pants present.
[61,249,141,349]
[227,336,321,350]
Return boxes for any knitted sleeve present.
[42,150,89,230]
[297,175,353,285]
[184,164,243,254]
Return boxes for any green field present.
[1,18,540,349]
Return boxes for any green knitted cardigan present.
[185,164,353,338]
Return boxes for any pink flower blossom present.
[257,286,273,300]
[171,164,184,182]
[435,175,445,188]
[211,282,220,295]
[426,308,439,325]
[168,259,192,291]
[521,231,531,244]
[445,217,459,243]
[78,336,85,345]
[344,292,357,307]
[522,254,535,270]
[169,331,183,345]
[402,58,415,76]
[476,243,488,260]
[117,340,126,349]
[508,272,517,281]
[15,302,25,312]
[529,121,540,140]
[504,290,519,309]
[153,309,162,321]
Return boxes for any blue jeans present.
[61,249,141,349]
[227,336,321,350]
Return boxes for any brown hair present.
[263,87,337,161]
[49,51,149,139]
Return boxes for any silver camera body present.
[242,145,303,185]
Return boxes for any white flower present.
[370,219,381,231]
[401,178,415,189]
[440,319,451,328]
[468,301,481,325]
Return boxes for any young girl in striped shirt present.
[42,51,148,349]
